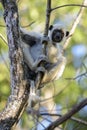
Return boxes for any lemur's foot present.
[37,55,48,63]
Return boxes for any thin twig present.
[0,34,9,71]
[51,4,87,12]
[0,33,7,45]
[0,49,9,71]
[72,116,87,126]
[65,71,87,80]
[40,113,87,126]
[0,25,6,27]
[21,21,35,28]
[63,0,87,50]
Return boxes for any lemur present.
[20,24,69,86]
[40,24,69,84]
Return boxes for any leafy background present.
[0,0,87,129]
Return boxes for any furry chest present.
[47,45,58,63]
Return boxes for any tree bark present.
[0,1,30,130]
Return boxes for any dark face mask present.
[52,29,64,43]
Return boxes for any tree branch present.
[46,98,87,130]
[35,0,52,89]
[63,0,87,50]
[0,0,30,129]
[44,0,51,36]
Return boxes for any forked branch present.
[46,98,87,130]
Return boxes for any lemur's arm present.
[20,28,47,71]
[21,41,37,70]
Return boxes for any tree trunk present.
[0,1,30,130]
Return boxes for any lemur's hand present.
[36,66,46,73]
[42,36,49,44]
[37,55,48,63]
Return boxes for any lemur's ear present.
[49,25,53,30]
[66,31,69,37]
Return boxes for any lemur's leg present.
[21,40,48,71]
[41,56,66,85]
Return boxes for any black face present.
[52,29,64,43]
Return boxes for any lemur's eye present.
[52,29,64,43]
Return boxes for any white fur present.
[48,24,66,44]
